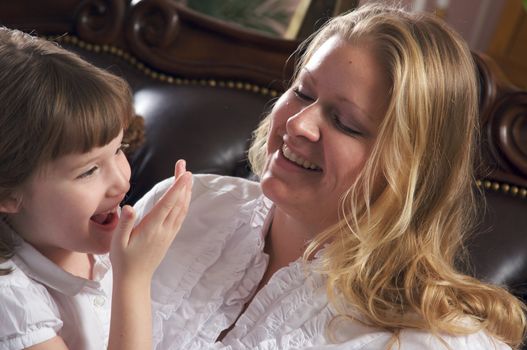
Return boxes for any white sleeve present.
[0,271,62,350]
[133,177,175,223]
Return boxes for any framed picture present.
[175,0,359,39]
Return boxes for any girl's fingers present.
[164,176,192,230]
[174,159,186,180]
[129,160,191,245]
[147,171,191,225]
[112,205,136,249]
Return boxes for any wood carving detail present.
[76,0,126,43]
[125,0,180,53]
[491,92,527,177]
[474,53,527,183]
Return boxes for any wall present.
[358,0,507,52]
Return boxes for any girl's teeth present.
[282,144,320,170]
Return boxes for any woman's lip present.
[281,143,322,172]
[272,148,323,175]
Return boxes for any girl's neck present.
[5,216,95,280]
[35,245,94,280]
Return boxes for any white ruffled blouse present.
[134,174,510,350]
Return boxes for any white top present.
[136,174,510,350]
[0,223,113,350]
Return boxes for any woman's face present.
[260,35,390,233]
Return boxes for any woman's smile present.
[281,143,322,171]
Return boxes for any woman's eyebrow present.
[300,67,376,126]
[298,67,317,86]
[337,95,372,122]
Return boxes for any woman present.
[135,3,526,349]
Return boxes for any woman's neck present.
[264,207,325,276]
[266,209,311,265]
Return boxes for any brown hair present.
[0,27,133,270]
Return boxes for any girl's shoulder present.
[0,259,63,348]
[0,259,34,288]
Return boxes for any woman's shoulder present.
[353,327,511,350]
[148,176,270,349]
[307,323,510,350]
[150,173,269,285]
[192,174,261,199]
[0,259,63,348]
[134,174,262,217]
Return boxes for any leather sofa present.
[2,0,527,334]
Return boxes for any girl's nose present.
[107,160,131,197]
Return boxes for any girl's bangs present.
[49,75,133,159]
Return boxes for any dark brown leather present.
[467,189,527,300]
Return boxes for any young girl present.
[0,28,192,349]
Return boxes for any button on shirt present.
[0,231,113,350]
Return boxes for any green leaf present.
[523,0,527,12]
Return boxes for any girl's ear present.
[0,194,22,214]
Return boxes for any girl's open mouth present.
[90,208,119,230]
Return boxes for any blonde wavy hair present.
[248,3,526,349]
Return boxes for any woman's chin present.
[260,175,287,203]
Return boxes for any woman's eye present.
[331,114,363,137]
[117,143,129,155]
[293,87,314,102]
[77,166,98,179]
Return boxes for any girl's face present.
[260,35,389,233]
[9,130,131,264]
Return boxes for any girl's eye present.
[117,143,129,155]
[77,166,98,179]
[292,87,314,102]
[331,114,363,137]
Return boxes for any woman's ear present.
[0,194,22,214]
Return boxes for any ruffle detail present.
[222,258,334,349]
[150,176,272,350]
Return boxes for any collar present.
[10,235,110,296]
[252,195,275,242]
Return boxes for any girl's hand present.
[109,159,192,284]
[108,161,191,350]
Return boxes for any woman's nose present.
[285,104,321,142]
